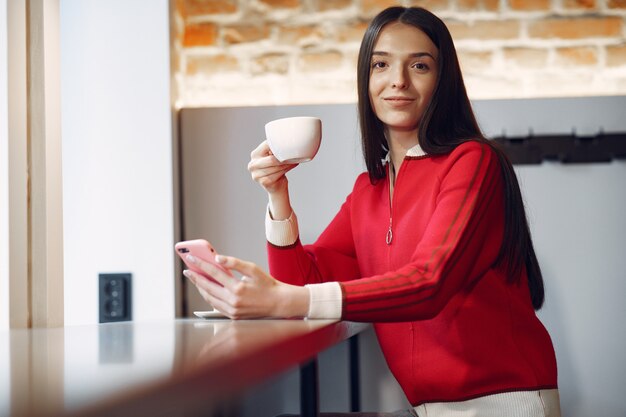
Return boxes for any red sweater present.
[268,141,558,405]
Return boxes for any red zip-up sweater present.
[267,141,558,405]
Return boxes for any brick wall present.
[173,0,626,107]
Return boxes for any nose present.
[391,67,408,89]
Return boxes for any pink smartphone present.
[175,239,233,278]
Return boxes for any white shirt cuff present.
[265,204,299,246]
[305,282,343,319]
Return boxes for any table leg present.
[300,358,319,417]
[349,335,361,412]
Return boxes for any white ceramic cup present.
[264,116,322,163]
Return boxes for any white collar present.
[384,143,427,163]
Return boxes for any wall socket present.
[99,273,132,323]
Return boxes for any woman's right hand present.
[248,140,298,196]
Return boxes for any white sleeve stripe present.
[265,204,299,247]
[305,282,343,319]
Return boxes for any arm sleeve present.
[267,179,363,288]
[265,202,348,319]
[265,205,299,247]
[340,143,505,322]
[305,282,343,319]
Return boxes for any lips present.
[383,96,415,107]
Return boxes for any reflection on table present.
[0,318,368,417]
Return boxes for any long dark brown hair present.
[357,6,545,309]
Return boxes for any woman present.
[184,6,560,416]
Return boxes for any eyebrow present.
[372,51,436,60]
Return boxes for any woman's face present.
[368,22,439,135]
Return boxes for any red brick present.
[318,0,353,11]
[503,47,548,68]
[608,0,626,9]
[251,53,290,75]
[174,19,186,46]
[361,0,399,17]
[555,47,599,66]
[223,25,271,44]
[606,45,626,66]
[463,76,524,99]
[457,0,499,12]
[178,0,237,18]
[563,0,597,10]
[260,0,301,8]
[176,0,186,18]
[457,51,494,72]
[186,54,240,75]
[335,22,369,43]
[277,25,325,45]
[345,50,360,70]
[298,50,343,72]
[407,0,451,11]
[528,17,622,39]
[447,20,521,40]
[172,48,182,73]
[531,73,594,97]
[508,0,550,10]
[183,23,218,47]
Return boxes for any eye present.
[412,62,429,71]
[371,60,387,69]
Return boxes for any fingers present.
[248,155,297,174]
[248,142,279,170]
[249,141,299,194]
[256,168,292,190]
[248,141,298,173]
[247,154,276,172]
[248,160,292,180]
[248,160,298,194]
[185,269,244,319]
[202,292,236,319]
[184,269,231,310]
[185,255,236,290]
[214,255,261,279]
[185,254,277,320]
[250,140,271,158]
[184,269,227,296]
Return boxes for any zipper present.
[387,157,407,245]
[386,209,393,245]
[386,161,397,245]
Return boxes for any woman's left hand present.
[183,254,310,320]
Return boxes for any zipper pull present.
[386,223,393,245]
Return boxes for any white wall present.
[0,0,9,331]
[60,0,175,325]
